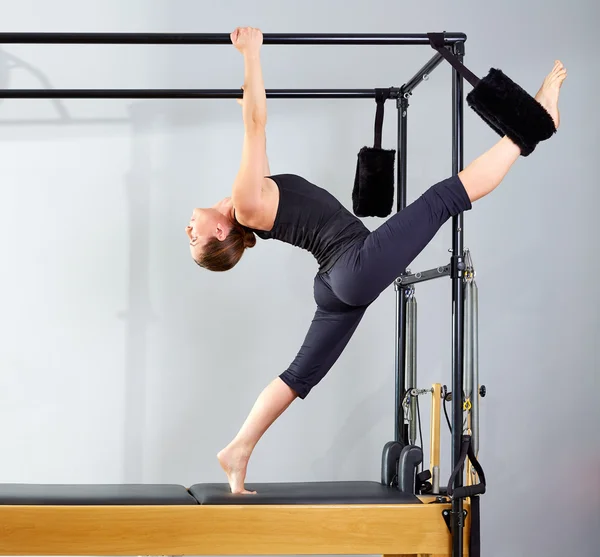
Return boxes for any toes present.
[550,61,563,76]
[554,69,568,83]
[550,67,567,84]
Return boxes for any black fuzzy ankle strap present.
[427,32,480,88]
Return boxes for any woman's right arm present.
[230,28,268,222]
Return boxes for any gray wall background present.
[0,1,598,556]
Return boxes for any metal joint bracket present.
[453,40,466,56]
[397,94,410,110]
[450,255,465,279]
[442,509,468,533]
[387,87,403,99]
[397,265,450,286]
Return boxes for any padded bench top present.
[0,481,421,505]
[190,481,421,505]
[0,484,197,505]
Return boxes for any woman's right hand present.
[230,27,263,56]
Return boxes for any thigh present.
[279,275,367,399]
[330,175,471,306]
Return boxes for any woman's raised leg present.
[330,61,567,307]
[460,60,566,201]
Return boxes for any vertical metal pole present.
[464,280,473,401]
[397,94,408,212]
[472,281,480,456]
[451,41,466,557]
[394,284,406,443]
[406,295,415,444]
[394,94,410,444]
[408,295,418,444]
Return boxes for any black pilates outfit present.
[242,173,472,399]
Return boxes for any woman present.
[186,27,567,494]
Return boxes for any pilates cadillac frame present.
[0,32,478,557]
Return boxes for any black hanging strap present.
[446,435,486,557]
[447,434,486,498]
[427,32,480,89]
[373,88,390,149]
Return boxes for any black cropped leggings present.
[279,175,472,399]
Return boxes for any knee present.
[279,371,311,399]
[426,175,472,217]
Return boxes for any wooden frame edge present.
[0,502,470,555]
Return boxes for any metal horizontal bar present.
[0,32,466,45]
[395,265,451,286]
[0,88,397,99]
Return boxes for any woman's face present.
[185,198,234,261]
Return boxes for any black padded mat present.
[189,481,421,505]
[0,483,197,505]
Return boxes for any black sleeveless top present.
[242,174,369,273]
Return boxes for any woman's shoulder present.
[235,177,279,232]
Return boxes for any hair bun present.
[244,229,257,249]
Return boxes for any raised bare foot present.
[534,60,567,129]
[217,444,256,495]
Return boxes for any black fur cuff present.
[353,146,396,217]
[467,69,556,156]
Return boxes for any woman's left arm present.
[230,28,269,221]
[236,91,270,175]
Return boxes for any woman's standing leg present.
[217,378,297,494]
[331,61,567,307]
[217,277,367,494]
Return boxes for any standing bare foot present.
[534,60,568,129]
[217,444,256,495]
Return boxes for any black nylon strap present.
[446,435,486,498]
[373,89,389,149]
[446,434,485,557]
[427,32,480,88]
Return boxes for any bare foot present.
[217,444,256,495]
[534,60,567,129]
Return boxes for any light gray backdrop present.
[0,1,598,556]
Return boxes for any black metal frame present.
[0,89,398,99]
[0,31,468,557]
[450,40,466,557]
[0,32,464,100]
[0,31,467,45]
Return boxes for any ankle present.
[226,439,253,459]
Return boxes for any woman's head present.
[186,197,256,272]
